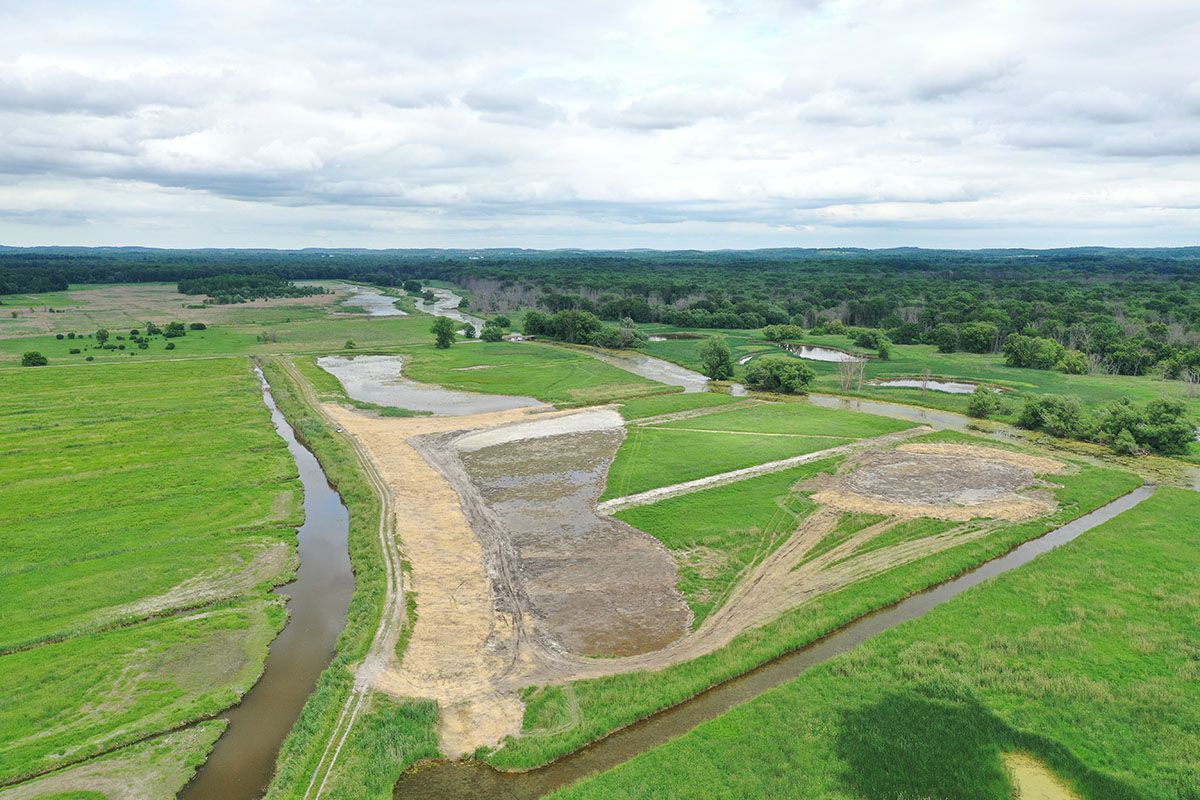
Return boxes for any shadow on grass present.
[835,685,1147,800]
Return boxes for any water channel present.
[179,369,354,800]
[393,486,1156,799]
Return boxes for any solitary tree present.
[431,316,456,349]
[95,328,109,347]
[698,336,734,380]
[21,351,48,367]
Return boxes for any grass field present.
[602,428,850,500]
[601,402,912,501]
[552,486,1200,800]
[617,392,740,420]
[616,461,833,626]
[489,439,1142,770]
[402,341,676,406]
[0,358,301,785]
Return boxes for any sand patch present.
[1004,753,1082,800]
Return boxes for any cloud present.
[0,0,1198,247]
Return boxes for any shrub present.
[189,322,207,330]
[481,324,504,342]
[21,351,48,367]
[1057,349,1089,375]
[930,324,959,353]
[69,348,81,354]
[959,322,998,354]
[966,386,998,418]
[85,356,94,361]
[165,342,176,350]
[744,355,817,394]
[761,324,804,342]
[345,340,356,349]
[492,315,511,329]
[55,333,64,340]
[163,321,186,338]
[1112,428,1140,455]
[67,332,75,339]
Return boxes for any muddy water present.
[418,286,488,331]
[583,349,711,393]
[393,486,1155,800]
[317,354,541,416]
[341,285,409,316]
[868,378,998,394]
[458,429,690,656]
[179,369,353,800]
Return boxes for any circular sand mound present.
[806,444,1067,521]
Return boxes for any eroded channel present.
[393,486,1156,800]
[179,368,353,800]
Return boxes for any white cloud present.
[0,0,1198,247]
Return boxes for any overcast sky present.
[1,0,1198,249]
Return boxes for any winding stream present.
[179,368,354,800]
[394,486,1156,799]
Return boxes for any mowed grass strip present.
[618,392,739,420]
[551,487,1200,800]
[401,341,675,406]
[491,447,1142,770]
[655,401,914,438]
[601,427,852,501]
[616,461,835,627]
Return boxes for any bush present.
[1112,428,1140,455]
[55,333,64,340]
[69,348,81,354]
[761,324,804,342]
[481,324,504,342]
[959,322,998,354]
[66,332,75,340]
[163,321,187,338]
[492,315,511,329]
[345,340,356,349]
[21,351,48,367]
[744,355,817,394]
[966,386,998,418]
[930,324,958,353]
[189,322,207,330]
[85,356,94,361]
[165,342,176,350]
[1017,394,1090,439]
[1057,350,1089,375]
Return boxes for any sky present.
[1,0,1198,250]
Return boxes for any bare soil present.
[805,444,1068,521]
[1003,753,1082,800]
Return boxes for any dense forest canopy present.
[3,246,1200,377]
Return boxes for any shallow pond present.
[180,368,353,800]
[869,379,997,395]
[317,354,541,416]
[393,486,1156,799]
[783,343,866,363]
[341,285,409,316]
[417,287,488,331]
[583,348,711,393]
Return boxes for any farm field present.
[551,486,1200,800]
[0,359,301,789]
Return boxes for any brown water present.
[179,368,354,800]
[393,485,1155,800]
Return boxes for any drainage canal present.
[179,368,353,800]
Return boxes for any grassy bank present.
[259,358,438,800]
[616,460,835,626]
[552,487,1200,800]
[489,444,1142,769]
[402,341,676,406]
[617,392,740,420]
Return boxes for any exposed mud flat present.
[340,284,409,316]
[458,428,690,656]
[317,354,542,415]
[804,443,1068,521]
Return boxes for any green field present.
[489,440,1142,770]
[616,461,833,626]
[553,487,1200,800]
[601,402,912,501]
[617,391,740,420]
[402,341,676,406]
[602,428,851,500]
[0,359,300,785]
